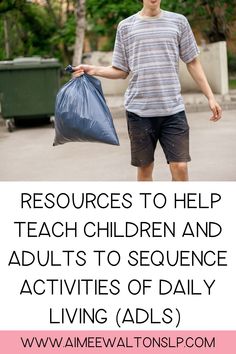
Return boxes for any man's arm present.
[73,64,128,80]
[186,58,222,121]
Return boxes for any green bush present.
[228,51,236,74]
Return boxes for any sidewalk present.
[0,92,235,181]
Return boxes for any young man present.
[73,0,222,181]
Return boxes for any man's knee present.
[170,162,188,181]
[137,162,154,181]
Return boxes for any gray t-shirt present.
[112,10,200,117]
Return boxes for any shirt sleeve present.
[179,17,200,63]
[112,26,130,73]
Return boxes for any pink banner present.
[0,331,235,353]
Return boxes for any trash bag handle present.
[65,64,74,73]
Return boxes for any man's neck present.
[140,6,161,17]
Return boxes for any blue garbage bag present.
[53,73,119,146]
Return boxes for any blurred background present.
[0,0,235,181]
[1,0,236,79]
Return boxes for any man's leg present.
[160,111,190,181]
[169,162,188,181]
[137,162,154,181]
[126,111,158,181]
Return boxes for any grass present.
[229,79,236,89]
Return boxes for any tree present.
[200,0,232,42]
[3,15,10,58]
[0,0,24,14]
[0,1,54,59]
[161,0,236,43]
[86,0,141,51]
[0,0,76,63]
[73,0,86,65]
[0,0,235,63]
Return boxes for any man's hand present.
[187,58,222,122]
[208,97,222,122]
[73,64,95,77]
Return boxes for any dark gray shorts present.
[126,110,191,167]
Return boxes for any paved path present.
[0,107,235,181]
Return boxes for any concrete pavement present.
[0,101,235,181]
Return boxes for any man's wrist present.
[89,65,96,75]
[206,92,215,101]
